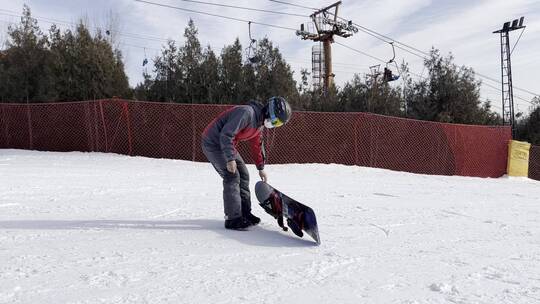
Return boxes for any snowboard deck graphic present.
[255,181,320,245]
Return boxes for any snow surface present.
[1,149,539,304]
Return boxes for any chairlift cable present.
[134,0,298,32]
[134,0,308,18]
[268,0,317,10]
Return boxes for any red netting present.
[0,99,514,178]
[529,145,540,181]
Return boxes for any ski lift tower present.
[493,17,525,138]
[296,1,357,93]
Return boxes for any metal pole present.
[323,39,333,90]
[499,32,505,125]
[504,32,516,137]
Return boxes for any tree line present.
[0,6,130,102]
[1,6,539,144]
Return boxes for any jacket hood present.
[248,100,266,126]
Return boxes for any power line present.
[268,0,317,10]
[285,57,373,70]
[267,0,540,98]
[0,10,175,44]
[121,42,161,52]
[334,41,387,64]
[336,39,535,110]
[334,41,427,81]
[5,2,539,102]
[15,0,536,99]
[149,0,309,17]
[481,81,534,106]
[346,20,431,59]
[473,70,538,97]
[134,0,298,32]
[348,22,540,98]
[0,16,163,53]
[267,0,430,59]
[1,6,388,75]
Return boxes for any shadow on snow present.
[0,219,316,247]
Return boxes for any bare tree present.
[0,22,8,50]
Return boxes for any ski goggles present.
[264,117,283,128]
[265,98,284,128]
[269,116,284,127]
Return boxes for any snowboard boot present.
[245,213,261,226]
[224,217,251,230]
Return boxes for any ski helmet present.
[264,96,292,128]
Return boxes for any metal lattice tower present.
[493,17,525,137]
[500,31,514,129]
[312,43,325,90]
[296,1,358,93]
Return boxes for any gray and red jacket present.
[202,101,266,170]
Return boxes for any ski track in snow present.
[0,149,539,304]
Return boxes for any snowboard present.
[255,181,320,245]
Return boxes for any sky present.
[1,0,539,115]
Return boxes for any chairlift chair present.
[142,48,149,67]
[246,22,261,64]
[383,42,400,82]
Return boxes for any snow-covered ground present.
[1,149,539,304]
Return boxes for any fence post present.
[26,103,33,150]
[0,105,6,147]
[122,101,133,156]
[84,102,94,152]
[93,101,100,152]
[354,114,359,166]
[192,104,196,161]
[99,100,109,152]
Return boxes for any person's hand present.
[226,160,237,174]
[259,170,268,182]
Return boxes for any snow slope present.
[1,149,539,304]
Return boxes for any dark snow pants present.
[201,143,251,220]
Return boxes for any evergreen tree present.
[180,19,203,103]
[133,71,154,101]
[240,63,257,102]
[1,5,53,102]
[135,21,300,107]
[298,68,310,94]
[219,38,244,103]
[294,69,312,111]
[404,48,497,124]
[0,5,130,102]
[339,74,369,112]
[48,23,130,101]
[310,86,340,112]
[152,40,182,102]
[336,72,403,115]
[517,98,540,145]
[200,45,220,103]
[252,38,298,104]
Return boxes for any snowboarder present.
[201,97,292,230]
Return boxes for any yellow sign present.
[507,140,531,177]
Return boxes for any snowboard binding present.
[255,181,320,245]
[260,191,305,237]
[260,191,288,232]
[287,210,305,237]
